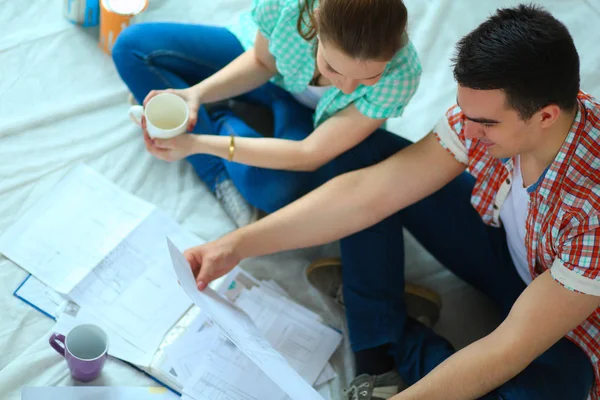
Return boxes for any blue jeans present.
[112,22,401,212]
[340,136,594,399]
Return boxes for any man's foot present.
[215,179,258,228]
[306,257,344,305]
[305,258,442,326]
[404,283,442,328]
[354,344,395,377]
[343,370,405,400]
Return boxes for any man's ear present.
[537,104,561,129]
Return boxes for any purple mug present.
[49,324,109,382]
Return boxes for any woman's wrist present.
[190,134,232,160]
[187,83,207,104]
[189,134,207,156]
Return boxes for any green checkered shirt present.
[228,0,422,127]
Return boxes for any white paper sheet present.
[68,210,195,355]
[169,317,287,400]
[0,165,154,294]
[2,164,204,366]
[183,335,287,400]
[219,268,261,302]
[21,386,179,400]
[14,275,66,319]
[314,363,337,387]
[261,279,288,296]
[236,289,342,384]
[167,239,324,400]
[251,278,343,387]
[166,310,286,400]
[251,284,322,323]
[169,304,338,399]
[164,313,215,383]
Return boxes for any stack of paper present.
[4,164,343,399]
[0,165,200,366]
[166,242,341,400]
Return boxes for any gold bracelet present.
[228,134,235,162]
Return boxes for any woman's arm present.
[156,104,384,171]
[189,31,278,104]
[185,133,466,288]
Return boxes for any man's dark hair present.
[453,4,580,119]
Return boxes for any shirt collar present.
[505,97,586,197]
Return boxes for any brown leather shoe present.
[306,258,442,326]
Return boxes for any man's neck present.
[520,107,578,187]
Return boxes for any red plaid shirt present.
[434,91,600,399]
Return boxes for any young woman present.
[112,0,421,227]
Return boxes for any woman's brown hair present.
[297,0,408,61]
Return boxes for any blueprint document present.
[0,165,198,366]
[168,239,340,400]
[0,165,154,294]
[163,272,338,389]
[165,295,339,400]
[183,334,288,400]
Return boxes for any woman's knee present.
[325,129,411,178]
[237,170,308,213]
[112,23,155,66]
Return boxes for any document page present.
[167,239,324,400]
[0,165,153,293]
[236,288,342,384]
[69,210,195,355]
[183,335,287,400]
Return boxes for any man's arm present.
[233,132,465,257]
[186,132,466,288]
[394,270,600,400]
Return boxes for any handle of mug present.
[49,333,66,358]
[128,105,144,128]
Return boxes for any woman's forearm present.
[190,105,388,172]
[193,135,318,171]
[191,48,276,104]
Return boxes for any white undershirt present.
[291,85,331,109]
[500,156,533,285]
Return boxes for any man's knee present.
[487,363,592,400]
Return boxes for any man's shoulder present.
[577,90,600,134]
[558,93,600,220]
[570,91,600,190]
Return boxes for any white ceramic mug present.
[129,92,189,139]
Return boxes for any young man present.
[182,5,600,399]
